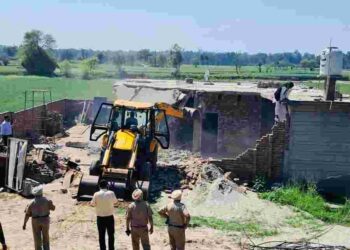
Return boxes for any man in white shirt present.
[274,82,294,122]
[91,180,118,250]
[0,116,12,146]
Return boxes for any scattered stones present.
[181,185,189,190]
[202,163,223,181]
[224,172,232,181]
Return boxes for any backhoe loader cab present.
[77,100,177,201]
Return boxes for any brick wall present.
[0,99,91,138]
[196,92,262,157]
[210,122,287,182]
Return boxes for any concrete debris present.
[21,178,40,197]
[25,147,66,184]
[201,163,224,182]
[257,81,281,88]
[65,141,88,149]
[33,144,52,150]
[185,78,193,84]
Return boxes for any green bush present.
[252,175,268,192]
[59,60,72,78]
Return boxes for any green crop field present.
[0,59,325,81]
[0,76,115,112]
[1,60,350,113]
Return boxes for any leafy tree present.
[170,44,183,77]
[59,49,75,61]
[157,54,168,67]
[200,54,209,65]
[19,30,57,76]
[0,56,9,66]
[96,52,106,64]
[300,59,318,71]
[137,49,151,63]
[4,46,18,57]
[113,53,126,68]
[81,57,98,79]
[148,54,157,67]
[59,60,72,78]
[193,59,200,68]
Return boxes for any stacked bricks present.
[210,122,287,182]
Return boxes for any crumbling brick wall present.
[196,92,262,156]
[210,122,286,182]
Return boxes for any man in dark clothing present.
[0,222,7,250]
[126,112,138,128]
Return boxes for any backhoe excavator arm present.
[155,103,184,119]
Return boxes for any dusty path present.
[1,124,350,250]
[0,125,240,250]
[0,181,240,250]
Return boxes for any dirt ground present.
[1,124,350,250]
[0,125,241,250]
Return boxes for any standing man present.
[23,185,55,250]
[274,82,294,122]
[0,115,12,146]
[126,189,153,250]
[91,180,117,250]
[158,190,191,250]
[0,222,7,250]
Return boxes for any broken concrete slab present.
[65,141,88,149]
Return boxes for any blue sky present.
[1,0,349,53]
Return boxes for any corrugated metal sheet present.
[284,111,350,181]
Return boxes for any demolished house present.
[1,74,350,198]
[114,79,350,194]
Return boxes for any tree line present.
[1,30,350,77]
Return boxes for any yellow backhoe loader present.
[77,100,183,200]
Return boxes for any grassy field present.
[0,59,330,81]
[0,76,115,112]
[1,60,350,113]
[306,80,350,95]
[260,185,350,225]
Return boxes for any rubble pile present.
[44,111,63,136]
[183,163,250,220]
[257,81,281,88]
[156,149,205,191]
[25,148,65,184]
